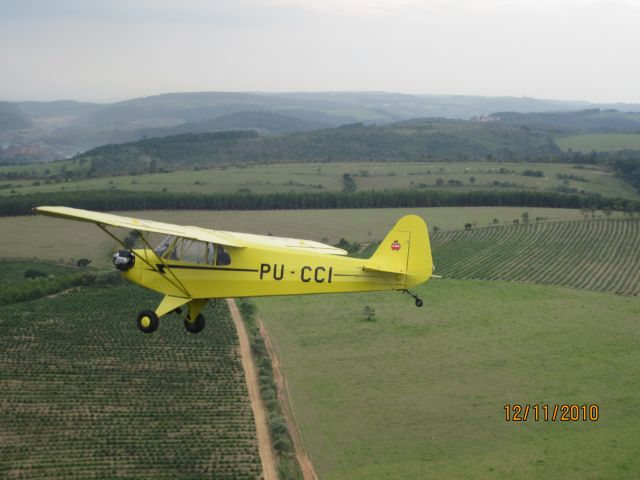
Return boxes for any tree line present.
[2,188,638,217]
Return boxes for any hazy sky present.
[1,0,639,103]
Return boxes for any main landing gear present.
[403,289,424,307]
[137,310,159,334]
[136,299,208,334]
[184,313,205,334]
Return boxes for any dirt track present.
[227,299,278,480]
[257,315,319,480]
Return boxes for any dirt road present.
[227,299,278,480]
[257,315,319,480]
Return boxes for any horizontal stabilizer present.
[362,265,405,274]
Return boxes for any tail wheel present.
[184,313,205,334]
[137,310,159,333]
[415,298,424,307]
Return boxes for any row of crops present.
[431,219,640,296]
[0,286,263,479]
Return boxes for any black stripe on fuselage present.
[156,264,259,273]
[333,273,387,278]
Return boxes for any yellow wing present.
[223,231,347,255]
[34,206,348,255]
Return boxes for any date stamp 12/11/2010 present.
[504,404,599,422]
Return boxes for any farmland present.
[2,205,640,479]
[254,280,640,479]
[1,161,637,200]
[432,218,640,296]
[0,207,593,267]
[0,285,262,479]
[557,133,640,152]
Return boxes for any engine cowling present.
[113,249,135,271]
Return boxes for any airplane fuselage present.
[125,242,428,300]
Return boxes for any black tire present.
[184,313,205,334]
[137,310,159,333]
[415,298,424,308]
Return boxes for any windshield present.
[154,235,177,259]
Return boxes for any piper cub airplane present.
[35,206,433,334]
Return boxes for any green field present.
[0,158,83,177]
[432,219,640,296]
[557,133,640,152]
[0,207,594,267]
[2,161,637,200]
[0,285,261,479]
[255,280,640,479]
[0,259,84,285]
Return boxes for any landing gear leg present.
[402,289,424,308]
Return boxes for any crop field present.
[0,285,262,479]
[255,280,640,479]
[0,207,591,266]
[432,219,640,296]
[2,161,636,199]
[556,133,640,152]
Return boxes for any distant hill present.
[488,109,640,132]
[64,92,636,129]
[16,100,101,119]
[0,102,32,133]
[137,110,331,137]
[4,92,640,164]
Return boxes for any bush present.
[363,305,376,321]
[24,269,47,279]
[335,237,361,254]
[268,416,288,437]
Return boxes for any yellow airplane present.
[35,206,433,334]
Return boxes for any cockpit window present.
[154,236,231,265]
[216,246,231,266]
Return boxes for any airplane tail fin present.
[365,215,433,288]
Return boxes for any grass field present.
[556,133,640,152]
[0,259,84,285]
[0,207,592,267]
[0,158,84,177]
[255,280,640,479]
[0,285,262,479]
[432,219,640,296]
[1,161,636,199]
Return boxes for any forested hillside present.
[79,121,563,176]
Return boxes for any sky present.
[1,0,640,103]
